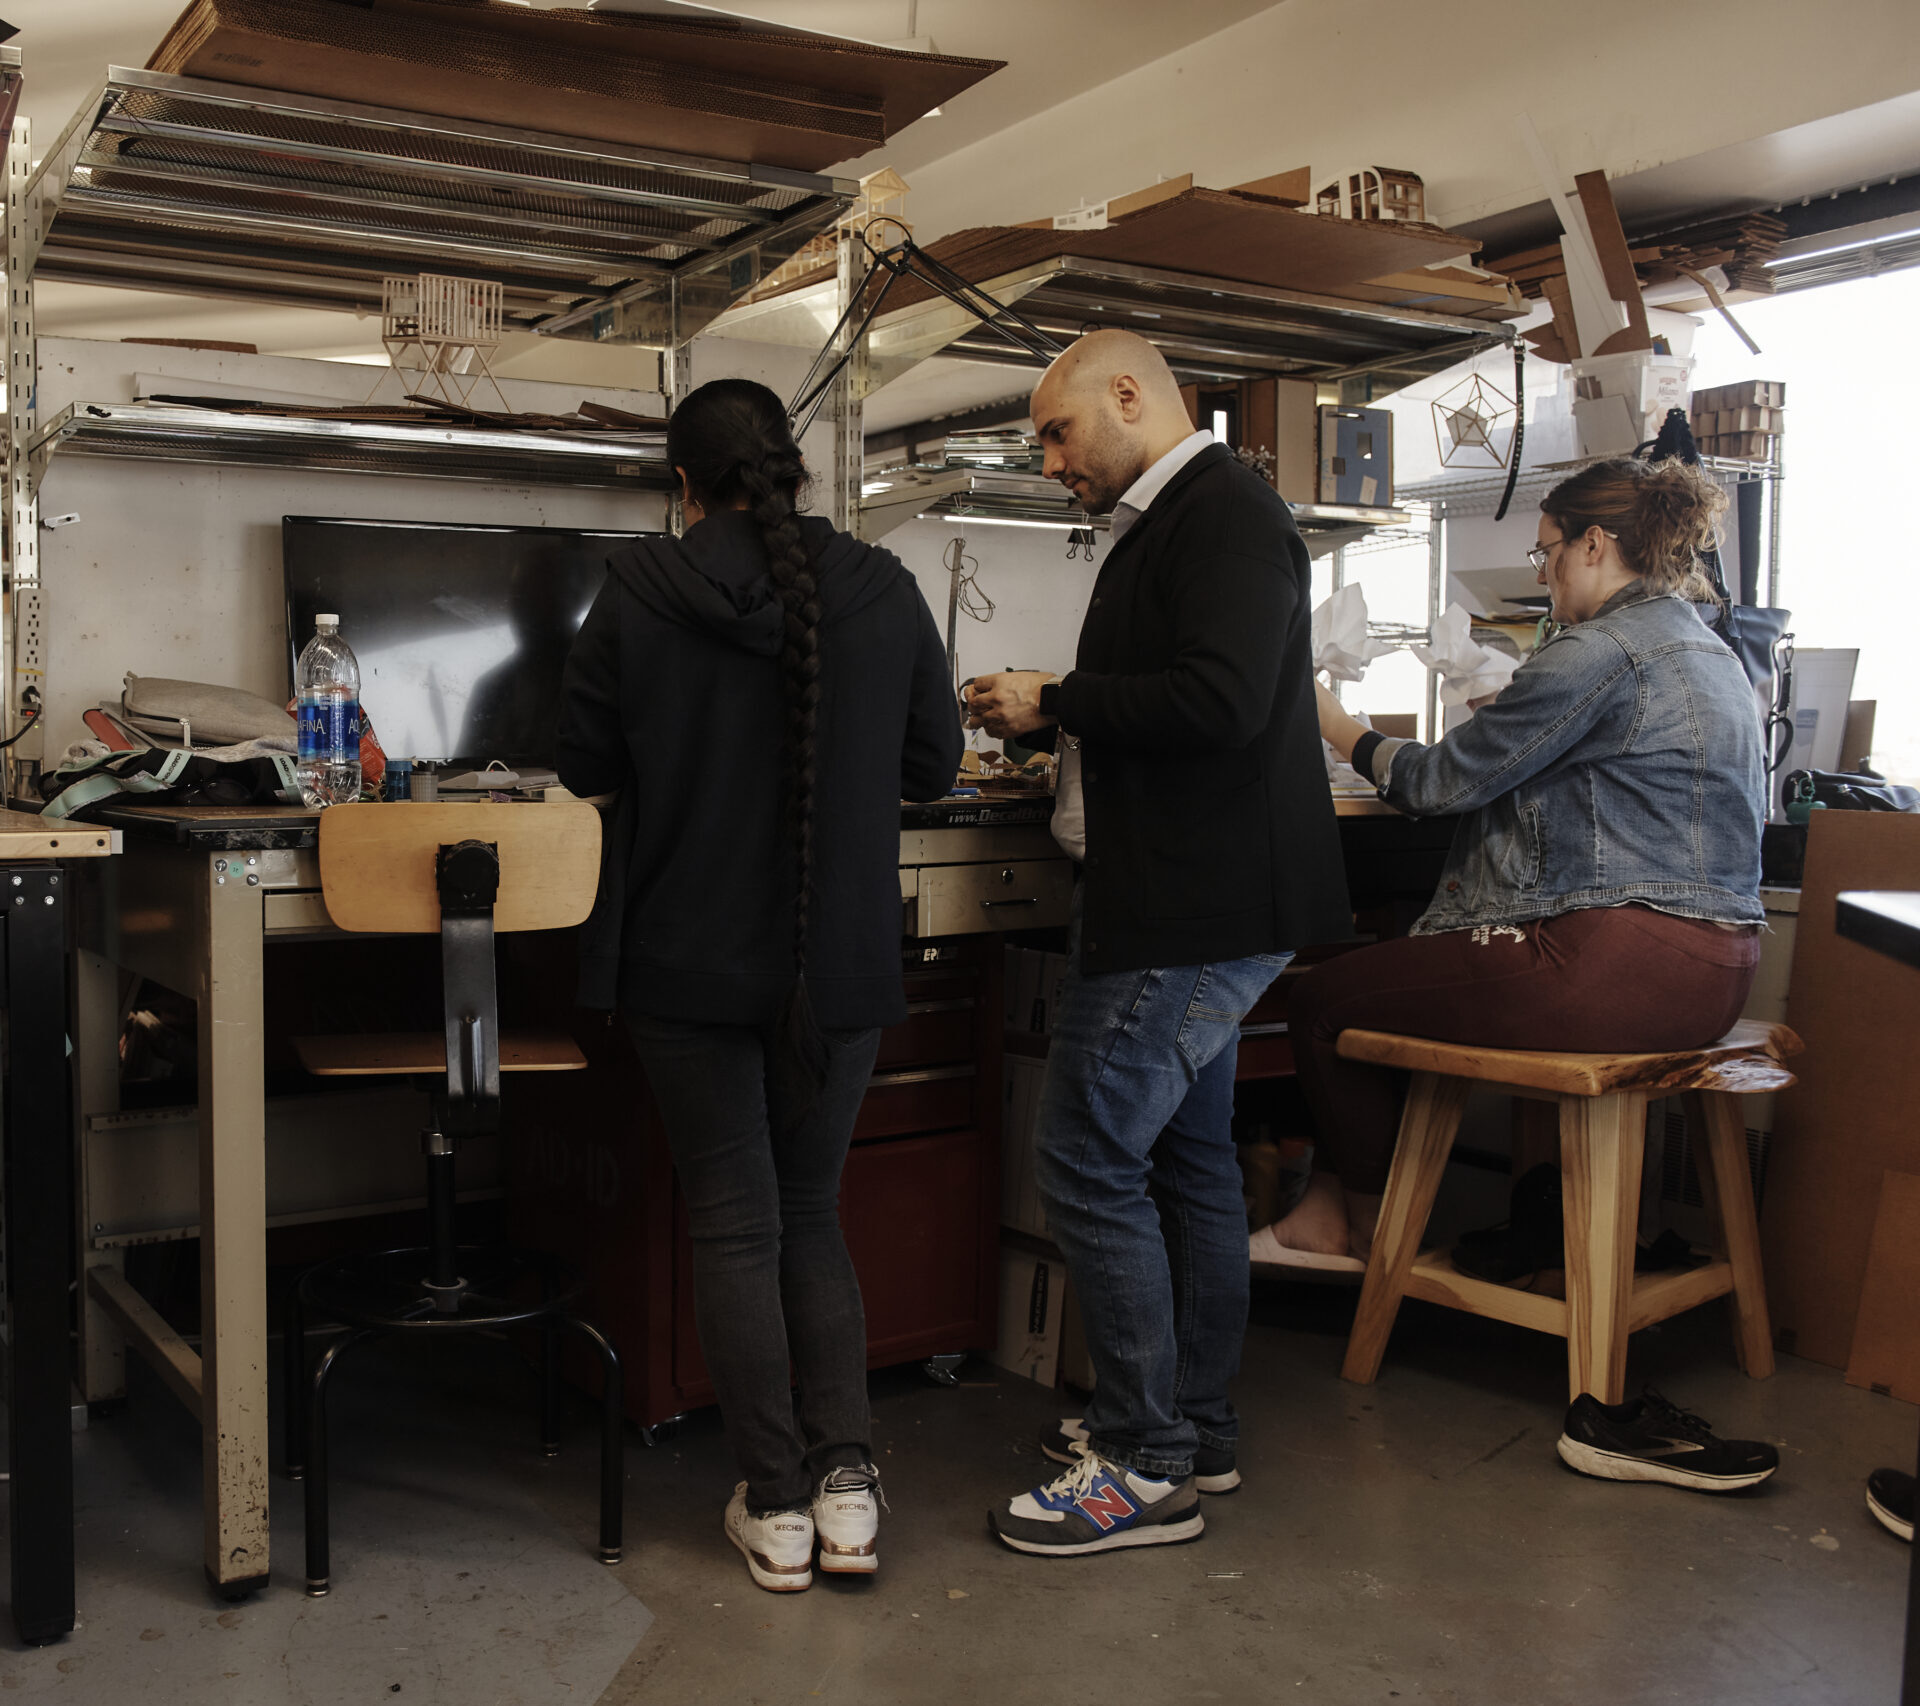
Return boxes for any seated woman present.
[1252,458,1766,1272]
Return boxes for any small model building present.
[1316,167,1426,224]
[370,272,511,410]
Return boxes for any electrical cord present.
[945,535,995,624]
[0,708,40,751]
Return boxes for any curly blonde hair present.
[1542,458,1729,603]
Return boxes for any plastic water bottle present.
[296,615,362,807]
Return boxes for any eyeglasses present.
[1526,528,1618,572]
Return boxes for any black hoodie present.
[556,510,962,1029]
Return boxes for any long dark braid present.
[666,379,828,1099]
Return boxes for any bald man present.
[967,331,1350,1558]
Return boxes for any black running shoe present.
[1042,1417,1241,1495]
[1867,1469,1915,1541]
[1557,1388,1778,1491]
[1453,1163,1564,1283]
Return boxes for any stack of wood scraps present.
[1690,380,1785,463]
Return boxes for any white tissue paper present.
[1410,603,1521,707]
[1311,583,1395,683]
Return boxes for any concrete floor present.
[3,1283,1912,1705]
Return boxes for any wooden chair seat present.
[1338,1021,1798,1404]
[292,1032,587,1077]
[1336,1018,1802,1097]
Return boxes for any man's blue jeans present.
[1035,891,1290,1480]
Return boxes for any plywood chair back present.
[317,802,601,934]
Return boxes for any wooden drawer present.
[874,997,975,1071]
[914,859,1073,938]
[853,1065,974,1140]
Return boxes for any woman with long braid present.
[557,379,962,1592]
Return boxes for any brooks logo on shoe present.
[1638,1438,1708,1457]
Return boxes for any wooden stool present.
[1337,1019,1801,1404]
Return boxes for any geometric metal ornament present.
[1430,369,1517,469]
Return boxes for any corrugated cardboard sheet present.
[1762,812,1920,1369]
[1845,1170,1920,1403]
[149,0,1002,171]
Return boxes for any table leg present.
[72,945,128,1404]
[197,865,270,1598]
[5,865,76,1643]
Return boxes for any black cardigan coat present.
[1054,443,1351,972]
[556,511,962,1029]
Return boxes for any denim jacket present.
[1372,586,1766,935]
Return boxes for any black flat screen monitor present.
[283,516,659,769]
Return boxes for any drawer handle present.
[981,897,1040,909]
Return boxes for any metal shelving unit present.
[27,68,854,342]
[2,61,860,776]
[26,402,673,491]
[714,247,1512,548]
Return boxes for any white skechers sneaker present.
[724,1484,814,1592]
[811,1464,883,1574]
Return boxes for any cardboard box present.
[990,1246,1065,1387]
[1000,1056,1049,1238]
[1317,405,1393,506]
[1762,813,1920,1370]
[1844,1170,1920,1403]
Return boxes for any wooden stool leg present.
[1684,1090,1775,1379]
[1560,1090,1647,1405]
[1341,1072,1471,1385]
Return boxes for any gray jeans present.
[625,1012,881,1512]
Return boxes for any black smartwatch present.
[1038,681,1062,720]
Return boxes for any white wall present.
[899,0,1920,240]
[35,339,665,751]
[883,515,1102,744]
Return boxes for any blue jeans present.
[1035,890,1290,1479]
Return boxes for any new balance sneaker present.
[1041,1417,1241,1495]
[1867,1468,1915,1542]
[812,1465,883,1574]
[1557,1389,1778,1491]
[724,1485,814,1592]
[991,1444,1204,1555]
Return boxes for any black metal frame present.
[281,840,623,1595]
[2,863,76,1644]
[788,227,1068,439]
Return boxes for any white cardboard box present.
[991,1246,1065,1387]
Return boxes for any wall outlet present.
[14,584,46,764]
[16,584,45,679]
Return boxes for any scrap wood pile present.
[1486,208,1785,308]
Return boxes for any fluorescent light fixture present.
[861,481,892,494]
[1763,225,1920,266]
[938,514,1085,532]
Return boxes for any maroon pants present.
[1290,906,1761,1195]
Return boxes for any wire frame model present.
[371,273,512,411]
[1430,370,1517,470]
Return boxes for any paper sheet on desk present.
[1311,583,1395,683]
[1410,603,1520,706]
